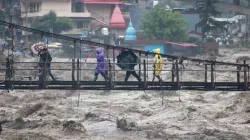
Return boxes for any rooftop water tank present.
[101,28,109,36]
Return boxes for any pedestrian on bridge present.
[152,48,163,82]
[93,48,109,81]
[38,46,56,82]
[117,49,141,82]
[36,46,55,88]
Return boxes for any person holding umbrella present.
[117,49,141,82]
[38,46,56,82]
[31,43,55,88]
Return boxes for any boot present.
[131,71,141,82]
[135,75,141,82]
[155,75,162,82]
[125,76,129,82]
[93,76,98,81]
[125,71,130,82]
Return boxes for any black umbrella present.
[116,50,138,70]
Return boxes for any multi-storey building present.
[0,0,22,40]
[20,0,130,39]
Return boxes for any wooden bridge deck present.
[1,81,248,91]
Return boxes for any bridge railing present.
[0,19,249,90]
[1,58,249,91]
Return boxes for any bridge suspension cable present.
[0,20,246,67]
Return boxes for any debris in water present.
[62,120,86,135]
[242,120,250,124]
[85,112,98,120]
[116,117,127,130]
[17,103,44,118]
[146,129,170,139]
[116,116,137,131]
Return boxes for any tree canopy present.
[140,5,187,41]
[195,0,228,41]
[31,11,73,34]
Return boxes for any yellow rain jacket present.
[153,48,162,76]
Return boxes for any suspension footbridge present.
[0,21,249,91]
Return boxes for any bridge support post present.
[77,58,80,89]
[211,63,215,90]
[205,64,208,82]
[236,60,240,90]
[5,57,13,90]
[73,40,76,60]
[175,59,180,90]
[143,59,147,89]
[139,52,141,78]
[171,61,175,82]
[108,59,113,89]
[244,60,248,90]
[72,59,75,88]
[112,48,115,82]
[205,64,208,90]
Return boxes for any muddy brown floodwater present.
[0,48,250,140]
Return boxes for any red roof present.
[82,0,123,4]
[109,6,126,28]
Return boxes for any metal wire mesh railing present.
[0,58,249,91]
[0,18,249,90]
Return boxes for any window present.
[75,21,89,29]
[71,0,84,13]
[76,21,83,28]
[29,3,34,13]
[29,2,41,13]
[83,21,89,29]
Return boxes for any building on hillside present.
[172,8,201,39]
[20,0,130,40]
[20,0,92,38]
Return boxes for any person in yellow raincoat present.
[152,48,163,82]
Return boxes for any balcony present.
[21,10,91,18]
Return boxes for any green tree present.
[195,0,228,41]
[140,5,187,41]
[31,11,73,34]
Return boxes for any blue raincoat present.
[95,48,106,74]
